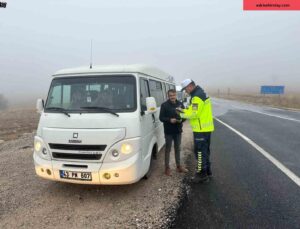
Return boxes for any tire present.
[143,148,155,179]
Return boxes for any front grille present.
[63,164,88,168]
[52,152,102,160]
[49,143,106,151]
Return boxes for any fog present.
[1,0,300,107]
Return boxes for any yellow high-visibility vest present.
[180,87,214,133]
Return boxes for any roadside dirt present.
[211,93,300,110]
[0,109,39,141]
[0,109,194,228]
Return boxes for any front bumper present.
[33,152,141,185]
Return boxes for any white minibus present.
[34,65,175,185]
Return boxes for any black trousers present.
[165,134,182,168]
[193,132,211,173]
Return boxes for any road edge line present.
[215,117,300,188]
[232,107,300,124]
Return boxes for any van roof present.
[53,64,174,81]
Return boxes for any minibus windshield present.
[45,75,136,113]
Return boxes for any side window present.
[169,84,175,90]
[162,82,167,100]
[149,80,164,107]
[140,78,149,111]
[165,84,169,95]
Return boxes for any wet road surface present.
[172,99,300,228]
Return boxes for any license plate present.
[59,170,92,181]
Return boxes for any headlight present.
[42,147,48,155]
[34,136,51,160]
[111,149,119,157]
[104,138,140,163]
[121,143,133,155]
[110,149,120,161]
[34,141,42,152]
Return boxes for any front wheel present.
[143,150,155,179]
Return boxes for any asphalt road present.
[172,98,300,228]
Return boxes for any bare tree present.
[0,94,8,110]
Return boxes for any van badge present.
[73,133,78,138]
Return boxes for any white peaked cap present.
[181,79,193,91]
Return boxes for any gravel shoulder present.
[0,109,39,141]
[0,110,193,229]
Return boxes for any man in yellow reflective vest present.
[177,79,214,183]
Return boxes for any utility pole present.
[89,39,93,69]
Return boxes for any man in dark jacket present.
[159,89,188,176]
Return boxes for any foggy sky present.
[1,0,300,103]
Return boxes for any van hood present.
[42,127,125,146]
[38,113,128,144]
[37,113,135,162]
[38,112,129,130]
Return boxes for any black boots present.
[207,167,212,177]
[191,171,209,183]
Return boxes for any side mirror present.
[145,97,157,114]
[36,99,44,114]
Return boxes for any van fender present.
[143,136,157,176]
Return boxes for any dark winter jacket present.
[159,99,185,135]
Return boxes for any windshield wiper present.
[80,106,119,117]
[46,107,71,117]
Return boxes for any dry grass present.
[0,109,39,141]
[211,93,300,110]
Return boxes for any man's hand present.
[170,118,177,124]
